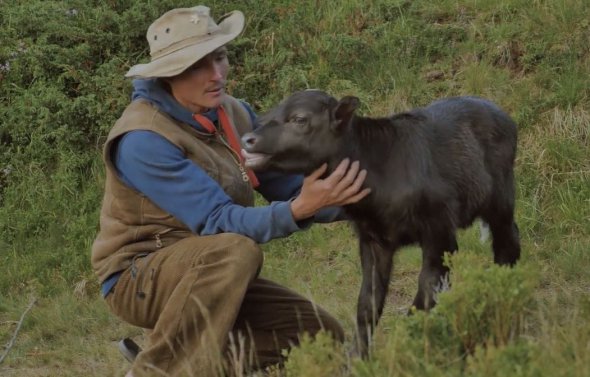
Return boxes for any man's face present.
[167,46,230,113]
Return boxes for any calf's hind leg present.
[412,229,458,311]
[355,235,394,358]
[483,186,521,266]
[485,213,520,266]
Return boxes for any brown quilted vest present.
[91,95,255,283]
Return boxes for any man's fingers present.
[338,169,368,203]
[340,169,367,198]
[324,158,350,185]
[298,159,369,214]
[333,161,360,193]
[307,163,328,181]
[342,187,372,205]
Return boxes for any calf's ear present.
[332,96,360,132]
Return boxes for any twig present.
[0,298,37,365]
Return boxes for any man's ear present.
[332,96,360,132]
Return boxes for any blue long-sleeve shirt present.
[101,79,343,296]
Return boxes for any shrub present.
[434,252,538,353]
[283,331,347,377]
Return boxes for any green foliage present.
[283,331,346,377]
[434,253,537,353]
[464,341,539,377]
[284,252,539,377]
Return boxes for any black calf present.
[242,90,521,356]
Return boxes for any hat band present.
[150,32,219,60]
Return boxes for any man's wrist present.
[290,197,316,221]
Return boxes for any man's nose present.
[211,63,224,80]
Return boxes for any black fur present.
[242,90,521,356]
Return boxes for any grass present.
[1,0,589,376]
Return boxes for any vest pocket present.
[130,253,155,300]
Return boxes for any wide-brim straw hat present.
[125,6,244,78]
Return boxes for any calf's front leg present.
[355,234,395,358]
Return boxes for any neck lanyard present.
[193,106,260,188]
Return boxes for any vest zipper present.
[213,133,250,183]
[154,228,174,248]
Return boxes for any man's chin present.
[191,94,225,112]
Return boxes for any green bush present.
[434,253,538,353]
[283,251,539,377]
[283,331,347,377]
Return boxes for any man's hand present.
[290,159,371,221]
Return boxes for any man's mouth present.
[206,87,224,95]
[241,149,271,170]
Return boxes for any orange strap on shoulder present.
[193,107,260,188]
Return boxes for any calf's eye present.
[292,116,307,126]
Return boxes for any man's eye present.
[187,62,202,71]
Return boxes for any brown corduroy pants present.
[105,233,344,377]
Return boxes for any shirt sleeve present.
[113,130,305,243]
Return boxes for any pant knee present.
[300,307,345,343]
[318,312,345,343]
[216,233,263,277]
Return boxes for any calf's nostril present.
[241,134,257,148]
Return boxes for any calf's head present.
[241,90,359,175]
